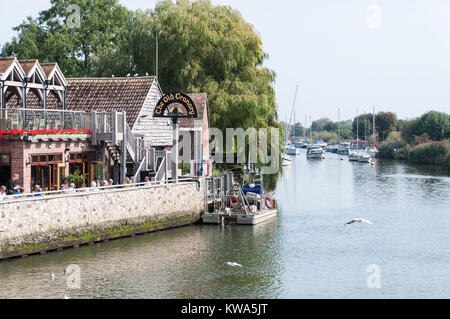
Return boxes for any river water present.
[1,150,450,299]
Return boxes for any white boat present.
[337,143,350,155]
[282,155,292,166]
[357,151,371,163]
[307,145,324,159]
[286,147,300,155]
[203,170,278,225]
[367,146,378,158]
[348,140,366,161]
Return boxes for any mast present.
[287,84,299,141]
[364,111,367,143]
[356,109,359,140]
[338,107,341,143]
[373,106,376,148]
[304,114,307,138]
[309,114,312,142]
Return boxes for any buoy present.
[265,197,273,209]
[229,195,241,207]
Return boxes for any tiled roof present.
[40,63,57,78]
[179,93,209,129]
[21,76,157,126]
[18,59,38,77]
[0,57,15,77]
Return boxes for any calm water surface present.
[1,151,450,298]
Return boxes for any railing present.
[94,111,113,134]
[154,156,167,183]
[206,172,234,201]
[0,177,201,203]
[1,107,170,182]
[125,121,137,162]
[0,108,91,131]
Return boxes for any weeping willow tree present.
[128,0,278,130]
[127,0,282,183]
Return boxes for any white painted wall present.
[132,81,173,147]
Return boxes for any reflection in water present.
[1,151,450,298]
[0,220,284,299]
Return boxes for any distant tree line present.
[285,110,450,167]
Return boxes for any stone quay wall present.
[0,180,205,260]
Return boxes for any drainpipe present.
[0,80,5,109]
[23,77,30,109]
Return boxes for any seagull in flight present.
[345,218,373,226]
[226,262,243,268]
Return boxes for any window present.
[31,153,64,165]
[0,154,10,165]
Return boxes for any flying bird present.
[345,218,373,226]
[226,262,243,268]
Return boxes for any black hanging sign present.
[153,92,198,119]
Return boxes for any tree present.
[375,112,398,141]
[419,111,450,141]
[352,113,373,140]
[126,0,278,132]
[311,118,334,132]
[1,0,133,77]
[401,111,450,143]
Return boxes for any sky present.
[1,0,450,123]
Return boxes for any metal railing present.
[0,108,92,131]
[0,177,201,203]
[206,172,234,201]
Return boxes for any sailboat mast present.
[287,84,299,141]
[373,106,376,147]
[309,114,312,142]
[304,114,307,138]
[356,109,359,140]
[338,107,341,143]
[364,111,367,143]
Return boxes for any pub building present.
[0,57,210,193]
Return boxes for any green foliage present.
[65,169,87,187]
[352,113,373,139]
[126,0,278,133]
[290,122,306,137]
[2,0,133,77]
[311,131,338,143]
[339,121,353,140]
[444,150,450,168]
[408,141,450,165]
[311,118,335,132]
[378,131,409,160]
[401,111,450,143]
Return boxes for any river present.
[1,150,450,298]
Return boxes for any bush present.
[408,141,450,165]
[443,150,450,168]
[378,132,409,159]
